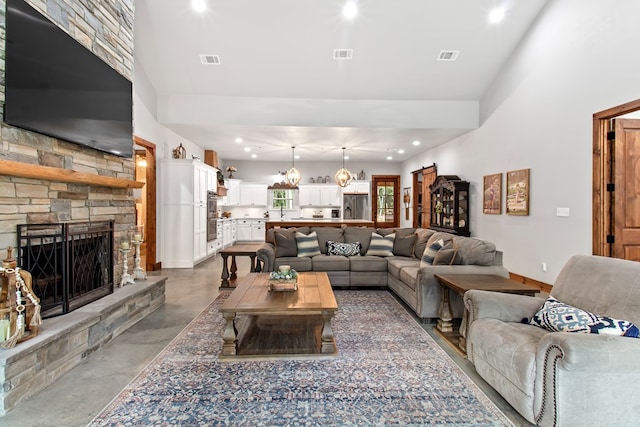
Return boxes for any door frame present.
[592,98,640,256]
[133,136,160,271]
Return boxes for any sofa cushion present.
[387,257,420,279]
[313,227,344,254]
[274,229,297,257]
[344,227,375,254]
[529,296,640,337]
[413,228,437,259]
[427,231,455,248]
[296,231,321,257]
[366,233,395,256]
[274,256,312,272]
[452,236,496,266]
[420,239,444,267]
[267,226,310,245]
[327,241,361,257]
[393,233,416,257]
[350,255,388,272]
[399,266,420,292]
[312,255,350,271]
[433,241,462,265]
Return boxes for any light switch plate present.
[556,207,570,217]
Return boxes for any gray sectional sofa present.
[257,226,508,321]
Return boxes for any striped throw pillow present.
[296,231,321,257]
[365,233,396,257]
[420,239,445,267]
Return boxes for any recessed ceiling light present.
[386,156,393,160]
[192,0,206,13]
[344,155,350,160]
[343,2,357,19]
[294,155,300,160]
[251,154,257,158]
[235,138,243,143]
[398,149,405,154]
[489,7,505,24]
[244,147,251,152]
[412,140,421,146]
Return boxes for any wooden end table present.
[219,243,264,289]
[219,272,338,359]
[434,274,538,355]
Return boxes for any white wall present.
[402,0,640,283]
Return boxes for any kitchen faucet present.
[280,205,284,218]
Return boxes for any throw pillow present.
[529,296,640,338]
[433,241,462,265]
[274,229,297,258]
[327,241,362,257]
[393,233,417,257]
[365,233,396,257]
[420,239,445,267]
[296,231,321,257]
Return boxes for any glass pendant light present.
[334,147,353,187]
[285,146,301,187]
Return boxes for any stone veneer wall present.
[0,0,135,283]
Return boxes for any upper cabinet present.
[239,183,268,206]
[299,184,341,207]
[163,159,215,205]
[223,179,241,205]
[429,175,470,236]
[343,181,370,194]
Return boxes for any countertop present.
[265,219,374,230]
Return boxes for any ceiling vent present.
[333,49,353,60]
[437,50,459,61]
[200,54,221,65]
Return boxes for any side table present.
[219,243,264,289]
[433,274,538,355]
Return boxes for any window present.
[271,189,296,209]
[372,176,400,228]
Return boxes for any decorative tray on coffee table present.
[268,268,298,292]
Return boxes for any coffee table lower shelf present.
[433,319,465,357]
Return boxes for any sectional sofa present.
[257,226,508,322]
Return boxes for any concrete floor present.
[2,254,531,427]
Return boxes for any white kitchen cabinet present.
[343,181,370,194]
[237,219,252,241]
[223,179,241,205]
[161,159,217,268]
[231,219,237,243]
[240,183,268,206]
[251,219,266,241]
[299,184,340,207]
[222,220,232,247]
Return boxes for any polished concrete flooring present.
[2,254,532,427]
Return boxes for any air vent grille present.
[437,50,459,61]
[200,54,221,65]
[333,49,353,60]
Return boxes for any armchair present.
[464,255,640,426]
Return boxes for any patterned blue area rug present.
[88,291,513,426]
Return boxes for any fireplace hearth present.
[16,221,114,318]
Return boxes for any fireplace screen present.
[17,221,114,318]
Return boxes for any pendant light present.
[285,146,301,187]
[334,147,353,188]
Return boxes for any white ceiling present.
[134,0,548,162]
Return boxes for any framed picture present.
[482,173,502,214]
[506,168,530,216]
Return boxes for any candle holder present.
[132,238,147,280]
[119,247,135,287]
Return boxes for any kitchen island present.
[265,219,374,233]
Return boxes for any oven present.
[207,191,217,242]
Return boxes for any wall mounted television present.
[4,0,133,158]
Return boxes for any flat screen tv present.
[4,0,133,158]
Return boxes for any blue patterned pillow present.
[529,296,640,338]
[365,233,395,256]
[327,241,361,257]
[420,239,444,268]
[296,231,321,257]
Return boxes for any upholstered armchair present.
[464,255,640,426]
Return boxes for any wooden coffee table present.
[434,274,538,355]
[219,272,338,359]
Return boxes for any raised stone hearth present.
[0,277,166,415]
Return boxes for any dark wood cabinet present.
[429,175,470,236]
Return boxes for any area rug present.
[88,291,513,426]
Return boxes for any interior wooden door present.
[133,136,159,270]
[421,166,437,228]
[613,118,640,261]
[372,175,400,228]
